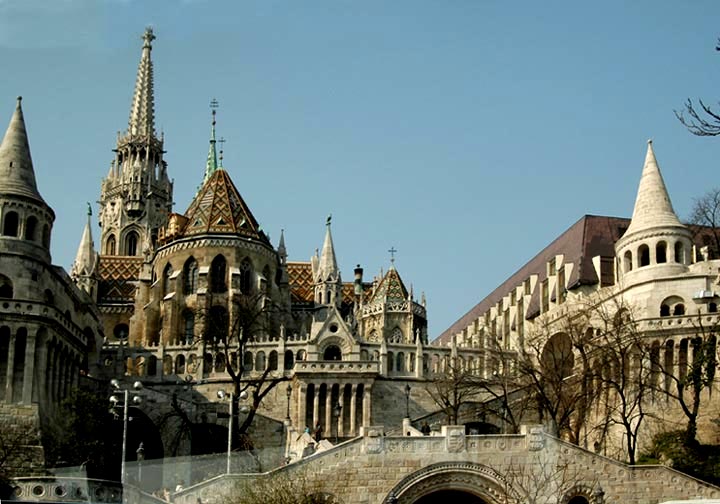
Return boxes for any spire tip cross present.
[142,27,155,48]
[388,247,397,264]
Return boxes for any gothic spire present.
[0,97,44,203]
[278,229,287,263]
[128,27,156,137]
[202,98,219,186]
[316,215,339,282]
[71,203,98,284]
[624,140,683,236]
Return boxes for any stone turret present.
[615,140,692,283]
[0,97,55,264]
[70,204,98,298]
[98,27,173,258]
[312,216,342,308]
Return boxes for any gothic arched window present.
[163,263,174,296]
[3,211,18,237]
[208,305,229,344]
[0,275,13,298]
[183,257,199,294]
[391,327,403,344]
[24,216,37,241]
[125,231,139,256]
[210,255,227,293]
[182,310,195,345]
[240,258,253,294]
[262,265,272,295]
[106,235,116,255]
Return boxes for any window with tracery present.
[183,257,199,294]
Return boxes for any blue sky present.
[1,0,720,337]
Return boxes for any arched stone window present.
[396,352,405,372]
[240,258,253,294]
[360,349,369,360]
[0,275,13,298]
[210,255,227,293]
[44,289,53,304]
[709,302,718,313]
[323,345,342,361]
[3,211,18,237]
[42,224,50,248]
[183,257,199,294]
[268,350,278,371]
[147,355,158,376]
[255,351,266,371]
[660,304,670,317]
[284,350,294,370]
[175,354,186,374]
[296,349,306,362]
[215,353,226,373]
[656,241,667,263]
[391,327,403,344]
[162,263,174,296]
[675,241,685,264]
[207,306,229,344]
[106,235,116,255]
[24,216,37,241]
[125,231,139,256]
[182,310,195,345]
[113,323,129,340]
[638,244,650,267]
[623,250,633,272]
[243,351,254,371]
[387,351,394,372]
[262,265,272,295]
[673,303,685,316]
[567,497,590,504]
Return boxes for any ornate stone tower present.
[311,217,342,309]
[98,27,172,258]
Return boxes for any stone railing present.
[293,360,379,374]
[0,299,86,344]
[6,477,163,503]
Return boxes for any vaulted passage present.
[414,490,487,503]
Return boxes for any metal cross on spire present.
[388,246,397,264]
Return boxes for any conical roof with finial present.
[315,217,339,282]
[182,169,267,241]
[71,204,98,278]
[369,265,409,304]
[128,27,156,137]
[0,97,45,203]
[624,140,683,236]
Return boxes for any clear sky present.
[1,0,719,338]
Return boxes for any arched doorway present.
[387,462,505,504]
[414,489,487,503]
[323,345,342,361]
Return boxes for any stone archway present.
[386,462,507,504]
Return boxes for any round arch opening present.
[414,490,488,503]
[323,345,342,361]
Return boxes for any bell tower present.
[98,27,173,257]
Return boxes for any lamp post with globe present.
[109,379,143,486]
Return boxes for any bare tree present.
[0,422,40,484]
[675,38,720,136]
[427,358,481,425]
[201,291,290,447]
[218,468,341,504]
[687,188,720,259]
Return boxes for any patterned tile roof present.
[368,266,408,304]
[287,261,370,307]
[181,169,268,243]
[98,256,143,303]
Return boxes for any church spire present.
[0,97,44,203]
[202,98,219,186]
[624,140,683,235]
[128,27,156,137]
[316,215,339,282]
[71,203,98,297]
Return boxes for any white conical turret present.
[615,140,692,282]
[71,204,99,298]
[313,215,342,307]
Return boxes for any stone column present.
[349,384,357,436]
[324,384,332,436]
[5,330,15,401]
[362,386,372,426]
[338,384,345,438]
[22,332,36,404]
[312,384,320,427]
[297,384,307,429]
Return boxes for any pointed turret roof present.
[182,169,266,241]
[202,99,219,186]
[128,27,156,137]
[71,204,98,279]
[278,229,287,260]
[624,140,683,235]
[315,216,339,282]
[369,265,409,304]
[0,97,45,203]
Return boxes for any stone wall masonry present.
[172,426,720,504]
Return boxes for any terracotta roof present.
[287,260,371,308]
[436,215,630,344]
[368,266,409,304]
[181,169,268,243]
[98,255,143,303]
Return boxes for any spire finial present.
[86,202,92,216]
[202,98,220,186]
[326,214,332,226]
[16,96,22,106]
[142,26,155,49]
[218,136,225,167]
[388,246,397,265]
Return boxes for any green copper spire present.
[202,98,219,186]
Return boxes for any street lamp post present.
[285,384,292,424]
[333,402,342,444]
[136,442,145,485]
[404,384,411,418]
[109,379,143,486]
[218,389,249,474]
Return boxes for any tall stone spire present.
[202,98,219,187]
[624,140,683,235]
[128,27,156,137]
[316,215,339,282]
[71,203,98,297]
[98,28,172,258]
[0,97,44,203]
